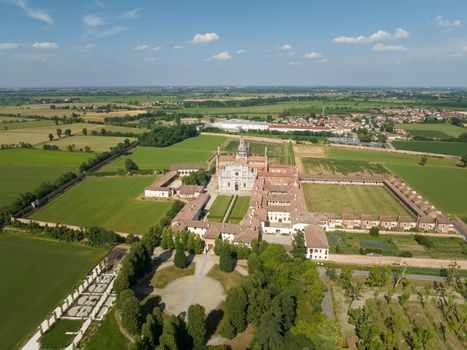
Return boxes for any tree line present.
[138,124,198,147]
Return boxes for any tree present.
[460,154,467,168]
[218,316,235,339]
[419,156,427,166]
[174,244,187,269]
[84,146,91,153]
[56,128,62,138]
[291,231,306,259]
[349,282,363,307]
[369,226,379,237]
[64,129,72,137]
[141,314,157,348]
[82,128,88,135]
[255,306,284,350]
[406,325,433,350]
[225,287,248,333]
[247,287,271,324]
[367,266,390,287]
[120,290,141,335]
[325,267,337,281]
[187,304,206,349]
[48,133,54,141]
[157,316,178,350]
[278,292,296,331]
[125,158,139,173]
[247,252,262,274]
[219,246,233,273]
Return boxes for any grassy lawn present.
[39,135,137,152]
[392,141,467,156]
[207,264,243,292]
[0,233,105,350]
[40,319,83,350]
[100,134,225,172]
[222,139,290,164]
[207,195,233,222]
[327,231,467,259]
[303,184,411,217]
[302,158,388,175]
[30,176,172,234]
[396,123,465,138]
[151,263,196,288]
[83,309,129,350]
[325,147,467,217]
[0,148,91,207]
[227,196,250,224]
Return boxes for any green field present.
[40,135,137,152]
[302,158,388,175]
[324,147,467,217]
[40,319,83,349]
[327,231,466,259]
[100,134,226,172]
[222,139,290,164]
[392,141,467,156]
[227,196,250,223]
[0,148,91,207]
[207,195,233,222]
[30,176,172,234]
[303,184,412,217]
[0,233,105,350]
[0,107,80,117]
[83,309,129,350]
[397,123,465,138]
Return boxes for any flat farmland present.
[396,123,465,138]
[0,233,105,350]
[40,135,137,152]
[0,149,91,207]
[325,147,467,217]
[30,175,172,234]
[0,107,81,117]
[81,109,146,121]
[227,196,250,224]
[303,184,412,217]
[392,140,467,156]
[100,134,225,172]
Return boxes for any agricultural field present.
[80,109,146,122]
[392,141,467,156]
[396,123,465,138]
[0,148,91,207]
[324,147,467,217]
[326,231,466,259]
[30,175,173,234]
[222,139,291,164]
[0,106,81,117]
[302,158,388,175]
[207,195,233,222]
[0,233,105,350]
[227,196,250,224]
[303,184,412,217]
[40,135,137,152]
[100,134,225,172]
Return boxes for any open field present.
[227,196,250,224]
[100,134,225,172]
[325,147,467,217]
[81,109,146,121]
[83,309,129,350]
[0,148,91,207]
[30,176,172,234]
[40,135,137,152]
[40,319,83,350]
[1,119,56,130]
[0,107,82,117]
[303,184,412,217]
[207,195,233,222]
[302,158,388,175]
[392,140,467,156]
[0,233,105,350]
[222,139,290,164]
[327,231,466,258]
[396,123,465,138]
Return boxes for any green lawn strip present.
[207,195,234,221]
[29,175,172,234]
[38,135,136,152]
[392,141,467,156]
[303,158,388,175]
[207,264,243,292]
[40,319,83,350]
[0,233,105,350]
[82,308,129,350]
[227,196,250,222]
[150,263,196,289]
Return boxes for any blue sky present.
[0,0,466,87]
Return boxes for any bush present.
[174,245,187,269]
[414,234,434,248]
[399,251,413,257]
[369,226,379,236]
[219,247,234,273]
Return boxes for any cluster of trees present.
[79,139,133,172]
[4,171,78,215]
[159,201,185,227]
[9,220,122,246]
[182,169,210,186]
[89,128,141,138]
[160,227,205,255]
[0,142,33,149]
[139,124,198,147]
[213,238,253,260]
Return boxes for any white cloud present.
[134,44,149,50]
[91,26,127,38]
[152,46,162,51]
[83,14,106,28]
[144,56,155,62]
[173,45,185,49]
[85,43,98,49]
[193,32,220,45]
[288,61,300,66]
[371,43,408,52]
[450,46,467,58]
[435,15,461,30]
[0,43,20,50]
[277,44,293,50]
[332,28,410,44]
[236,49,246,54]
[10,0,53,24]
[206,51,232,61]
[120,9,140,19]
[304,51,327,62]
[32,42,58,49]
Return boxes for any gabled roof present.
[304,225,329,249]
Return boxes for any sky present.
[0,0,466,87]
